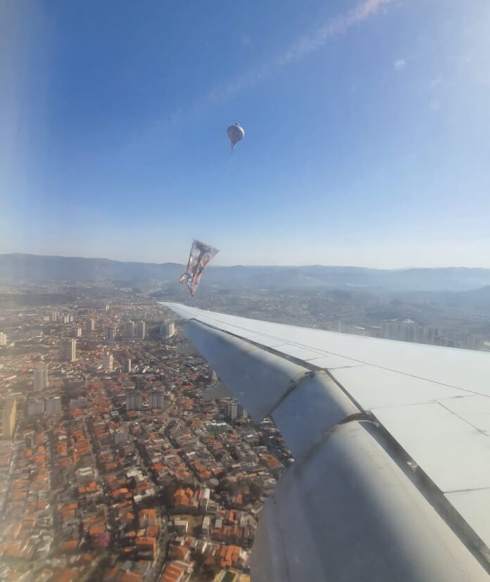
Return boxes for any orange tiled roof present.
[171,545,189,560]
[161,562,186,582]
[59,540,79,551]
[55,569,79,582]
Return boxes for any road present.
[147,519,173,582]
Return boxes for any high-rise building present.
[33,366,49,390]
[414,325,425,344]
[46,396,62,416]
[126,391,142,411]
[225,400,248,421]
[27,398,44,417]
[160,322,176,340]
[177,338,198,356]
[150,390,165,409]
[404,324,416,343]
[422,326,438,345]
[436,336,456,348]
[60,338,77,362]
[466,334,485,351]
[381,321,421,343]
[85,318,95,333]
[72,327,82,338]
[50,311,60,323]
[381,322,400,340]
[102,353,113,372]
[135,321,146,340]
[105,326,117,342]
[226,400,239,421]
[124,321,135,339]
[0,332,6,346]
[238,403,248,420]
[123,359,132,373]
[0,396,17,440]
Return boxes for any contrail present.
[206,0,392,104]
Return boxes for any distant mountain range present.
[2,253,490,292]
[400,285,490,312]
[0,254,183,284]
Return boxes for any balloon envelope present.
[227,123,245,149]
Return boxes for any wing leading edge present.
[162,302,490,581]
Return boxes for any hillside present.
[2,254,490,292]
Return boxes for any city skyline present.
[2,0,490,267]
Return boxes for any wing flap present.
[374,402,490,492]
[447,490,490,550]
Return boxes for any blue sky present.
[2,0,490,267]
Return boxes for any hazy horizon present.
[2,250,490,272]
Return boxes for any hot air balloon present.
[227,123,245,150]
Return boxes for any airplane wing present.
[162,302,490,581]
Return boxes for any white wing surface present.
[163,302,490,581]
